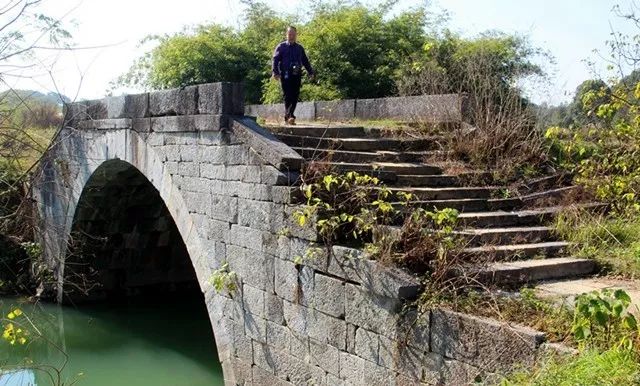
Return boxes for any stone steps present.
[476,257,596,286]
[390,186,498,201]
[292,147,444,163]
[456,226,554,247]
[462,241,571,260]
[268,124,383,138]
[316,161,443,176]
[275,134,443,151]
[264,122,607,293]
[521,185,582,206]
[522,173,573,193]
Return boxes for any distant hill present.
[0,89,70,107]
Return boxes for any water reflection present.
[0,293,224,386]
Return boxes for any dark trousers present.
[281,74,302,120]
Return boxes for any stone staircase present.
[268,123,602,290]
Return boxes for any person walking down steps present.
[272,26,315,125]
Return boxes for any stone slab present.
[231,117,304,171]
[430,308,545,372]
[149,85,199,116]
[150,115,228,132]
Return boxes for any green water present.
[0,294,224,386]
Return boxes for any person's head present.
[286,26,297,43]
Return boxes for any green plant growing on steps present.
[293,170,406,246]
[209,262,238,295]
[572,289,639,351]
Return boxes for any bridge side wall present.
[245,94,468,123]
[33,82,552,386]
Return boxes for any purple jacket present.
[272,41,314,77]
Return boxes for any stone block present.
[177,162,199,177]
[200,163,225,179]
[309,338,340,376]
[265,292,285,324]
[312,273,345,318]
[266,320,290,351]
[430,308,545,372]
[363,360,397,386]
[274,258,297,303]
[355,328,379,364]
[209,194,238,223]
[329,246,420,300]
[344,283,402,339]
[339,351,366,384]
[315,99,355,121]
[231,117,304,171]
[225,165,261,183]
[238,199,285,233]
[378,336,434,380]
[283,301,346,351]
[77,118,132,130]
[199,82,244,115]
[149,85,198,116]
[439,359,484,386]
[244,310,266,343]
[226,245,274,292]
[150,115,228,132]
[243,283,265,318]
[293,101,316,121]
[124,92,150,118]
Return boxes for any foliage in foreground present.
[554,209,640,278]
[499,348,640,386]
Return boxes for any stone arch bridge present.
[33,82,553,385]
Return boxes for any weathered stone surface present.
[227,245,274,292]
[430,308,545,372]
[309,338,340,376]
[339,351,366,384]
[355,327,379,364]
[231,117,304,171]
[149,85,198,116]
[78,118,132,130]
[151,115,228,132]
[312,273,344,318]
[243,283,265,318]
[329,246,421,300]
[199,82,244,115]
[39,83,557,386]
[316,99,355,121]
[293,101,315,121]
[283,301,346,350]
[345,283,402,339]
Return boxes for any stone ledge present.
[150,115,229,132]
[325,246,421,300]
[78,118,132,130]
[231,117,304,171]
[430,308,546,372]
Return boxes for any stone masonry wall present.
[34,82,554,386]
[245,94,469,124]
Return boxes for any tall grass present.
[499,349,640,386]
[554,208,640,278]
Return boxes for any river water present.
[0,294,225,386]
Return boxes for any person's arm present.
[272,44,282,78]
[300,46,314,77]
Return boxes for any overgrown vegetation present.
[500,348,640,386]
[554,209,640,277]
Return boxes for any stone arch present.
[33,127,234,379]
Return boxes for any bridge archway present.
[34,128,234,381]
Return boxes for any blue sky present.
[7,0,637,105]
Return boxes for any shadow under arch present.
[58,158,223,378]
